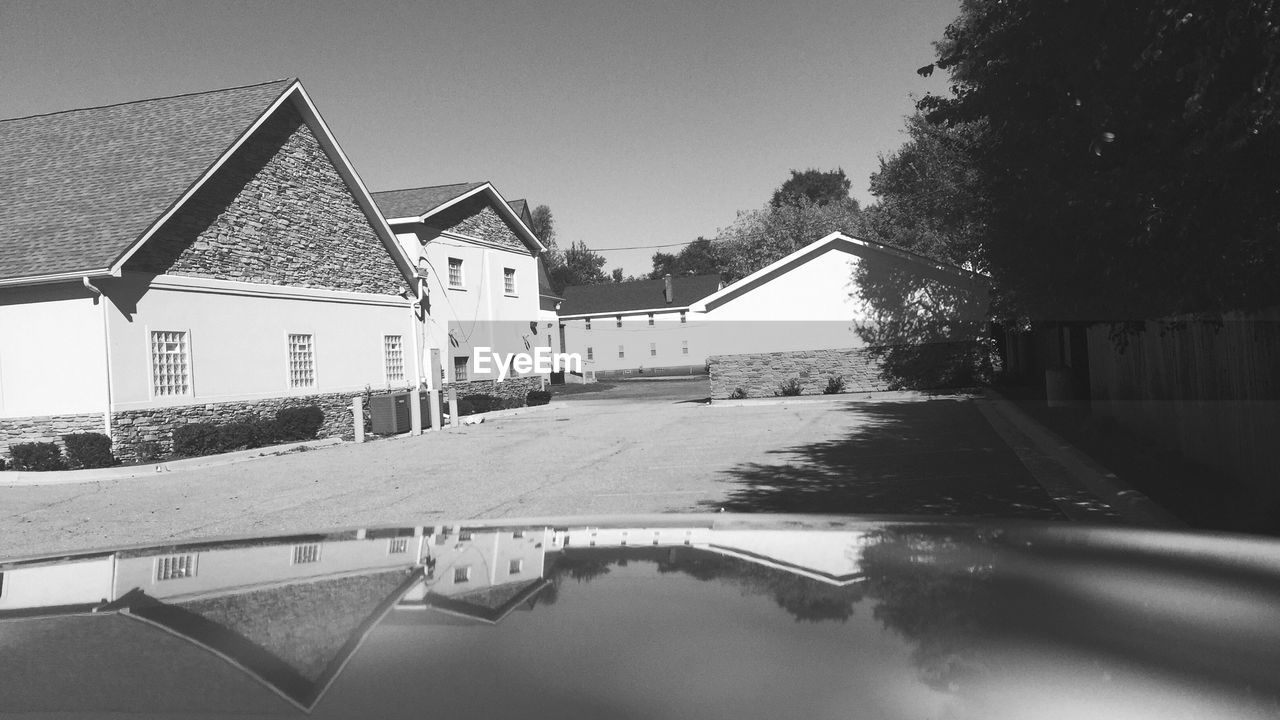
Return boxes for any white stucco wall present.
[103,274,418,409]
[398,230,542,387]
[561,309,706,374]
[0,283,109,418]
[0,557,116,610]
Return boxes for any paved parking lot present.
[1,380,1072,559]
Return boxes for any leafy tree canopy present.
[549,240,608,293]
[715,197,864,281]
[771,168,858,209]
[918,0,1280,321]
[649,237,725,279]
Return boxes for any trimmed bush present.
[455,397,476,416]
[63,433,115,469]
[9,442,66,471]
[461,394,497,414]
[526,390,552,406]
[729,387,748,399]
[172,423,221,457]
[823,376,846,395]
[276,406,324,441]
[0,457,7,471]
[216,421,263,452]
[778,378,804,397]
[134,441,165,463]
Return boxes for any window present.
[512,530,524,538]
[448,257,463,287]
[292,543,321,564]
[288,334,315,388]
[150,331,190,397]
[384,335,404,383]
[650,342,657,357]
[587,346,594,360]
[682,340,689,355]
[388,537,409,554]
[618,345,625,359]
[454,566,471,583]
[504,267,516,294]
[680,311,687,324]
[585,318,592,330]
[616,316,622,328]
[458,530,473,541]
[648,313,654,326]
[155,554,197,581]
[454,356,468,382]
[509,559,523,575]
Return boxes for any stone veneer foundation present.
[708,348,889,399]
[449,376,544,404]
[1,413,106,460]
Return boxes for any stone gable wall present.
[709,348,888,399]
[446,205,526,252]
[127,103,407,296]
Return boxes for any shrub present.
[461,394,497,414]
[9,442,66,471]
[778,378,804,397]
[501,396,523,409]
[216,421,264,452]
[172,423,221,457]
[823,376,846,395]
[455,397,476,416]
[527,390,552,406]
[0,457,7,471]
[729,387,748,399]
[63,432,115,469]
[134,441,165,463]
[276,406,324,441]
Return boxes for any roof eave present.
[0,267,118,289]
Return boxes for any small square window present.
[648,313,654,326]
[587,346,594,360]
[292,543,321,564]
[509,559,523,575]
[504,268,516,294]
[288,334,315,388]
[448,257,464,287]
[682,340,689,355]
[650,342,657,357]
[454,357,468,382]
[384,335,404,384]
[618,345,625,359]
[616,316,622,328]
[454,566,472,583]
[150,331,191,397]
[680,311,687,324]
[585,318,592,330]
[388,537,409,554]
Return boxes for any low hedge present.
[63,432,116,469]
[9,441,66,471]
[526,390,552,406]
[171,405,325,458]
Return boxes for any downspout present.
[84,277,113,438]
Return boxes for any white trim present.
[285,331,318,391]
[145,273,409,307]
[0,269,116,288]
[433,230,534,256]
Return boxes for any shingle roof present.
[369,182,486,220]
[558,274,723,315]
[0,78,295,282]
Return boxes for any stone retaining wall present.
[1,413,105,460]
[709,348,889,399]
[450,376,543,404]
[112,389,383,461]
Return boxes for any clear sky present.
[0,0,956,276]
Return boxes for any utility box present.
[370,392,411,434]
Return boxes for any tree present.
[529,204,556,250]
[549,240,608,293]
[648,237,725,279]
[714,196,864,281]
[917,0,1280,322]
[771,168,857,209]
[611,268,624,283]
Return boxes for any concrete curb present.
[1,437,345,487]
[450,401,567,425]
[978,389,1185,528]
[707,389,940,408]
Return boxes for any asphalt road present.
[0,381,1063,559]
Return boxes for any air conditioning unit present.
[370,392,411,434]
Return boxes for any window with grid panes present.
[150,331,191,396]
[384,335,404,383]
[587,346,594,360]
[453,356,468,382]
[448,257,463,287]
[288,334,315,387]
[650,342,656,356]
[682,340,689,355]
[504,267,516,294]
[292,543,321,564]
[618,345,625,358]
[155,554,197,580]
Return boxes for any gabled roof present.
[691,231,989,313]
[0,78,418,289]
[558,274,723,317]
[371,181,545,255]
[370,182,487,221]
[508,198,529,220]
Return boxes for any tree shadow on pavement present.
[702,399,1064,518]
